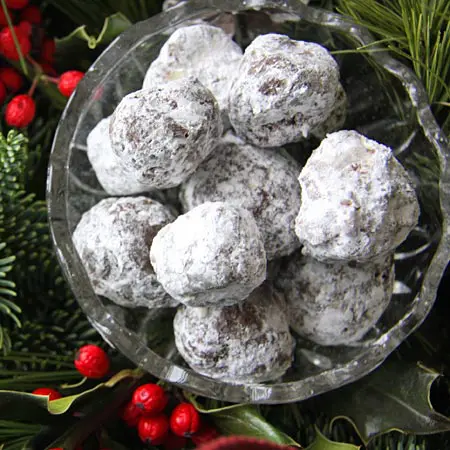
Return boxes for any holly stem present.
[27,75,40,97]
[41,75,60,84]
[26,54,42,71]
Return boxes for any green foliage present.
[315,360,450,445]
[336,0,450,133]
[0,243,18,353]
[0,130,99,357]
[307,428,360,450]
[0,369,143,449]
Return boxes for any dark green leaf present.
[0,369,141,422]
[56,12,131,51]
[48,375,143,450]
[209,404,300,447]
[317,361,450,444]
[306,428,360,450]
[48,368,139,414]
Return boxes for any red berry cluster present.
[121,383,219,448]
[0,2,85,128]
[31,345,218,449]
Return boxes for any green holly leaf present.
[56,12,131,50]
[48,368,141,414]
[316,360,450,445]
[55,13,132,71]
[0,369,142,422]
[307,428,360,450]
[186,394,299,446]
[47,374,143,450]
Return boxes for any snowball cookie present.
[276,253,395,346]
[179,134,302,260]
[173,284,294,383]
[110,77,222,189]
[150,201,266,307]
[143,24,242,117]
[295,130,420,262]
[87,116,150,196]
[228,33,342,147]
[73,197,178,309]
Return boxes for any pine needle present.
[337,0,450,133]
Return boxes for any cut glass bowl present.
[47,0,450,403]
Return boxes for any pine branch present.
[0,242,19,353]
[336,0,450,133]
[0,130,100,356]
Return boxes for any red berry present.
[191,424,219,446]
[0,8,13,27]
[0,81,6,105]
[120,400,142,427]
[5,0,28,9]
[163,432,187,450]
[32,387,62,401]
[0,67,23,92]
[20,5,41,24]
[0,26,31,60]
[58,70,84,97]
[132,383,168,415]
[17,20,32,36]
[74,344,110,378]
[170,403,201,437]
[138,414,169,445]
[5,94,35,128]
[41,37,55,63]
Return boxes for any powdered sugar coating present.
[150,201,266,307]
[73,197,178,308]
[110,77,222,189]
[228,34,342,147]
[173,284,294,383]
[179,134,302,260]
[295,130,420,262]
[276,252,395,345]
[87,116,150,196]
[143,24,242,119]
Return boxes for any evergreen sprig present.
[0,130,99,356]
[336,0,450,133]
[0,243,19,353]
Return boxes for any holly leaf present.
[48,368,141,414]
[47,375,143,450]
[306,428,360,450]
[208,404,300,447]
[316,360,450,445]
[185,394,299,446]
[55,13,132,71]
[0,369,142,422]
[56,12,131,50]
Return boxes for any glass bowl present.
[47,0,450,404]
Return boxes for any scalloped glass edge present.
[47,0,450,404]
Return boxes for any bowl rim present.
[47,0,450,404]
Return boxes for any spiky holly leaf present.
[316,360,450,445]
[186,395,300,447]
